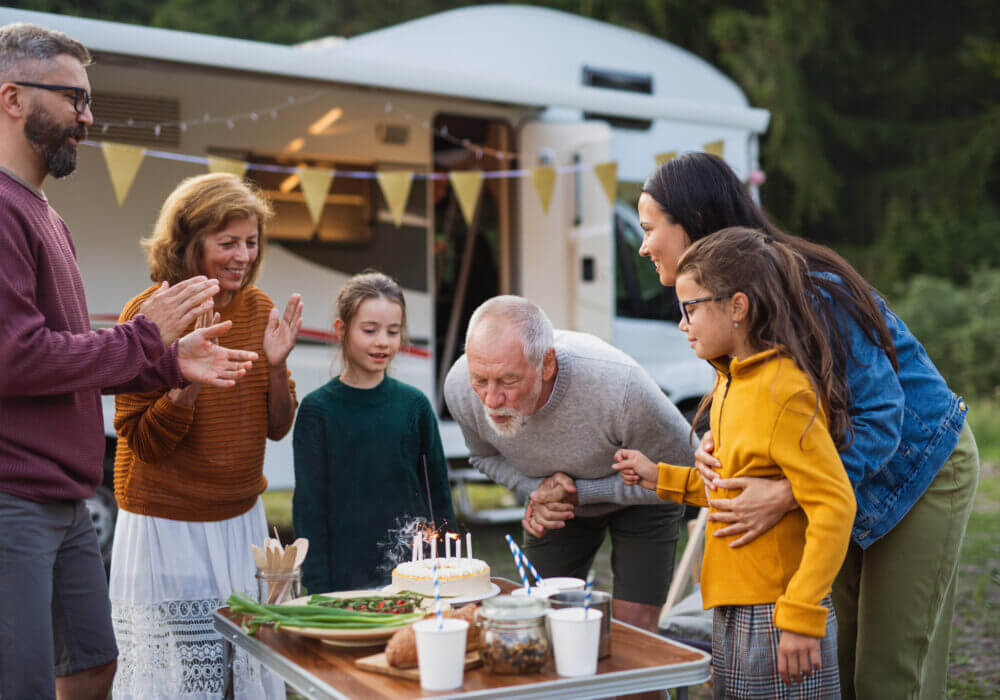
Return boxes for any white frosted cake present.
[391,557,491,597]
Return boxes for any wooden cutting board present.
[355,650,482,680]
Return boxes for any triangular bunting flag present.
[298,167,333,226]
[101,142,146,206]
[655,151,677,166]
[376,171,414,227]
[703,141,725,158]
[530,166,557,214]
[207,156,248,178]
[448,170,484,226]
[593,162,618,206]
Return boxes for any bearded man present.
[0,23,258,699]
[444,295,695,632]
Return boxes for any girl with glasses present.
[615,227,854,697]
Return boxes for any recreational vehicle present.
[0,6,769,556]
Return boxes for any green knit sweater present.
[292,376,455,594]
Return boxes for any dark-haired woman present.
[637,153,979,700]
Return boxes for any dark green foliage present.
[891,268,1000,398]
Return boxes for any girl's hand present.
[612,449,658,491]
[263,294,303,368]
[708,477,798,547]
[778,630,821,685]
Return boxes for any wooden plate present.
[274,589,424,646]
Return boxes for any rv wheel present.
[84,485,117,564]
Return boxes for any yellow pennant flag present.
[376,171,414,228]
[298,167,333,226]
[655,151,677,166]
[448,170,484,226]
[703,141,725,158]
[530,165,557,214]
[207,156,248,178]
[593,161,618,206]
[101,142,146,206]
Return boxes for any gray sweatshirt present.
[444,330,696,517]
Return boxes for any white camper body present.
[1,6,768,501]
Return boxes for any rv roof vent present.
[91,93,181,147]
[582,66,653,131]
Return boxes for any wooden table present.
[214,579,710,699]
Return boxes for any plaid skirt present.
[712,596,840,699]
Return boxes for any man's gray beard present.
[24,104,83,179]
[483,369,543,439]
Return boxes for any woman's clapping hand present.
[263,294,303,368]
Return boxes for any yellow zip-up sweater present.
[656,348,855,638]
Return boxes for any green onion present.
[226,592,426,636]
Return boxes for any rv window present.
[614,210,681,323]
[582,66,653,131]
[243,155,376,244]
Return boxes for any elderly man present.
[0,23,257,699]
[445,295,694,631]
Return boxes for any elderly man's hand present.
[531,472,578,506]
[522,502,547,538]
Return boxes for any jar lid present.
[479,594,546,620]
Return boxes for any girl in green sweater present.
[292,272,454,594]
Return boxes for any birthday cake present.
[391,558,492,598]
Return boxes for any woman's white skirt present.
[109,499,286,700]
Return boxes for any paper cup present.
[413,618,469,690]
[540,577,586,592]
[547,607,602,677]
[510,585,558,600]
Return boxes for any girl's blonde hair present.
[142,173,274,286]
[677,227,851,448]
[336,271,408,371]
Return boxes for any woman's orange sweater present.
[113,285,296,521]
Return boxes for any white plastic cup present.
[548,607,602,677]
[510,585,558,600]
[413,618,469,690]
[540,577,586,592]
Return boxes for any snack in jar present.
[476,595,550,674]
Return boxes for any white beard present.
[483,370,544,439]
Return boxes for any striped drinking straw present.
[504,534,530,591]
[519,549,543,587]
[584,569,595,618]
[433,558,442,629]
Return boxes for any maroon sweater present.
[0,170,184,503]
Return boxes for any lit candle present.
[467,532,472,560]
[456,537,462,559]
[412,533,421,562]
[431,533,437,561]
[445,532,451,559]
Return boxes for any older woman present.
[109,173,302,699]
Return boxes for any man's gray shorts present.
[523,502,684,606]
[0,491,117,699]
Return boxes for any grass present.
[266,396,1000,698]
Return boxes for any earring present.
[733,322,739,328]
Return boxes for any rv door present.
[518,121,613,340]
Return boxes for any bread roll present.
[385,604,480,668]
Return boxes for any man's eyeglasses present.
[14,82,92,115]
[678,295,730,324]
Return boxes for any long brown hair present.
[335,270,408,372]
[678,227,852,447]
[643,152,898,376]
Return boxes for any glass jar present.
[256,568,302,605]
[476,595,550,674]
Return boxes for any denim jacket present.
[815,273,968,548]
